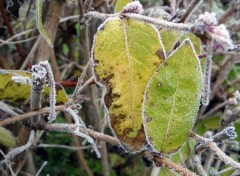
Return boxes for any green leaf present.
[0,127,16,148]
[115,0,132,13]
[160,29,182,53]
[143,39,202,154]
[180,32,201,54]
[93,18,165,151]
[36,0,53,48]
[0,70,68,104]
[160,29,201,55]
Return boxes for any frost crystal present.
[194,12,234,53]
[12,76,32,85]
[122,1,143,14]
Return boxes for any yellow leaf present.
[93,18,165,151]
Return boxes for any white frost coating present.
[224,126,237,140]
[122,1,143,14]
[32,64,47,80]
[74,130,101,158]
[202,55,212,106]
[5,130,35,160]
[39,61,56,123]
[12,76,32,85]
[124,13,192,31]
[142,38,203,153]
[65,108,83,128]
[65,108,101,158]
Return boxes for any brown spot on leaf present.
[155,49,164,60]
[163,96,167,101]
[149,101,155,107]
[145,116,152,123]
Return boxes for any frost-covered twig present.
[142,151,197,176]
[0,101,19,116]
[194,155,207,176]
[212,126,237,142]
[65,108,101,158]
[45,123,119,145]
[72,62,90,100]
[201,54,212,106]
[0,149,16,176]
[31,62,47,127]
[0,130,35,164]
[0,105,66,127]
[190,132,240,170]
[82,11,192,31]
[195,127,237,153]
[39,61,56,123]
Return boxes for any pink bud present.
[194,12,234,53]
[122,1,143,14]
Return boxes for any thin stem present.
[37,144,93,151]
[35,161,47,176]
[0,0,25,66]
[0,105,66,126]
[179,0,202,22]
[83,11,192,31]
[190,132,240,170]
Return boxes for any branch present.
[0,105,66,126]
[82,11,192,31]
[45,123,197,176]
[179,0,202,22]
[191,132,240,169]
